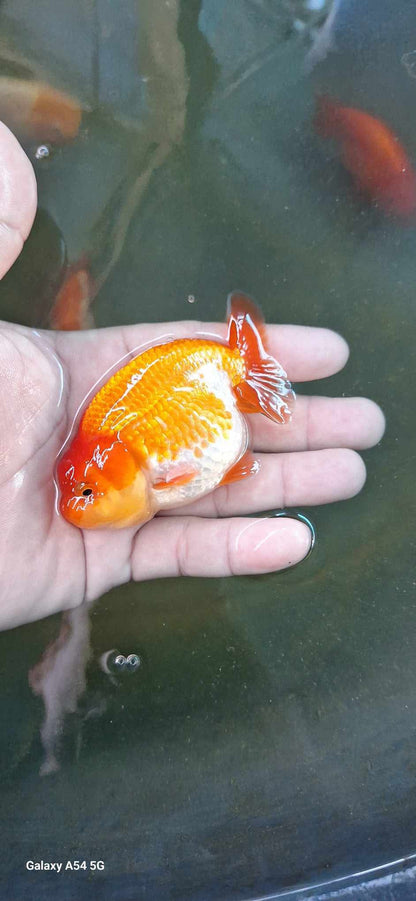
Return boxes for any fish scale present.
[80,338,245,461]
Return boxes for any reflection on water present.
[28,615,143,776]
[0,0,415,898]
[0,0,188,330]
[401,50,416,80]
[28,605,91,776]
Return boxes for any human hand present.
[0,123,385,631]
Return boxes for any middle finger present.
[159,448,367,518]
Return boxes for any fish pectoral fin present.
[153,467,197,490]
[219,451,260,486]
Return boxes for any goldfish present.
[57,292,295,530]
[49,259,95,331]
[314,95,416,217]
[0,77,81,144]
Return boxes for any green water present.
[0,1,415,899]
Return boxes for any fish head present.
[56,431,153,529]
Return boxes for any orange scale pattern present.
[80,338,245,464]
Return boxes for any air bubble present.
[187,294,196,304]
[35,144,51,160]
[99,648,142,676]
[126,653,141,671]
[114,654,127,668]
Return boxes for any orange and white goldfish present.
[0,77,81,144]
[57,293,294,530]
[49,259,95,331]
[314,95,416,218]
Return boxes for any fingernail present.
[268,510,316,561]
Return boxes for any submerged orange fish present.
[49,259,95,331]
[314,95,416,217]
[0,77,81,144]
[57,293,294,530]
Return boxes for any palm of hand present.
[0,321,162,628]
[0,324,84,628]
[0,316,385,631]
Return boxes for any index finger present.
[120,321,350,382]
[192,322,349,382]
[259,323,349,382]
[55,321,349,411]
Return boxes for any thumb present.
[0,121,37,279]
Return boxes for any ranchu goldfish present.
[57,293,295,530]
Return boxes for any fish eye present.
[73,482,94,498]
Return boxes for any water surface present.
[0,1,415,899]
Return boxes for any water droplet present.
[35,144,51,160]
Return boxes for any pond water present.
[0,1,415,899]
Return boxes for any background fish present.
[48,258,95,331]
[0,76,81,144]
[314,94,416,217]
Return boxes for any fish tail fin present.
[227,291,294,424]
[49,256,96,331]
[313,94,342,139]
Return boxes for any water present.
[0,0,415,898]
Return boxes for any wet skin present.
[0,123,385,630]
